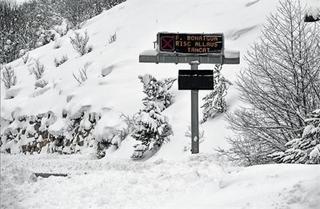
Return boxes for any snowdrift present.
[0,0,300,159]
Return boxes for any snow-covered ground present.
[1,154,320,209]
[1,0,320,208]
[306,0,320,17]
[1,0,281,157]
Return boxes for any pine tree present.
[201,65,232,123]
[131,102,172,159]
[271,109,320,164]
[139,74,176,111]
[131,74,175,159]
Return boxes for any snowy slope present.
[1,1,320,209]
[1,154,320,209]
[1,0,284,159]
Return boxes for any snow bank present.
[306,0,320,17]
[1,154,319,209]
[0,0,281,158]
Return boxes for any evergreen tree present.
[139,74,176,111]
[131,74,175,159]
[131,102,172,159]
[271,109,320,164]
[201,65,232,123]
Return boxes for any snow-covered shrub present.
[73,66,88,85]
[131,102,173,159]
[70,31,92,56]
[0,112,56,154]
[21,53,29,64]
[96,114,137,158]
[201,65,232,123]
[54,55,68,67]
[139,74,176,111]
[53,110,100,154]
[31,60,45,80]
[1,65,17,89]
[131,74,175,159]
[36,29,57,47]
[53,20,71,37]
[96,127,122,158]
[271,109,320,164]
[34,79,48,89]
[0,109,103,155]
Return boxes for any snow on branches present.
[1,65,17,89]
[223,0,320,165]
[201,65,232,123]
[271,109,320,164]
[131,74,175,159]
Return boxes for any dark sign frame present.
[158,33,224,54]
[178,70,214,90]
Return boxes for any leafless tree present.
[221,0,320,165]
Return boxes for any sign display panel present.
[158,33,224,54]
[178,70,214,90]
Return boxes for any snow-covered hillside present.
[1,0,282,158]
[1,0,320,209]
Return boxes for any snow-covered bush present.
[54,55,68,67]
[70,31,92,56]
[96,127,122,158]
[201,65,232,123]
[51,110,100,154]
[131,102,173,159]
[139,74,176,111]
[73,66,88,85]
[271,109,320,164]
[223,0,320,165]
[21,53,29,64]
[131,74,175,159]
[36,29,57,47]
[95,114,137,159]
[0,109,103,155]
[1,65,17,89]
[31,60,45,80]
[0,112,56,154]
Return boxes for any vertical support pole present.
[190,61,200,154]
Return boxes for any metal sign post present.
[139,32,240,154]
[190,61,200,154]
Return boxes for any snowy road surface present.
[1,154,320,209]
